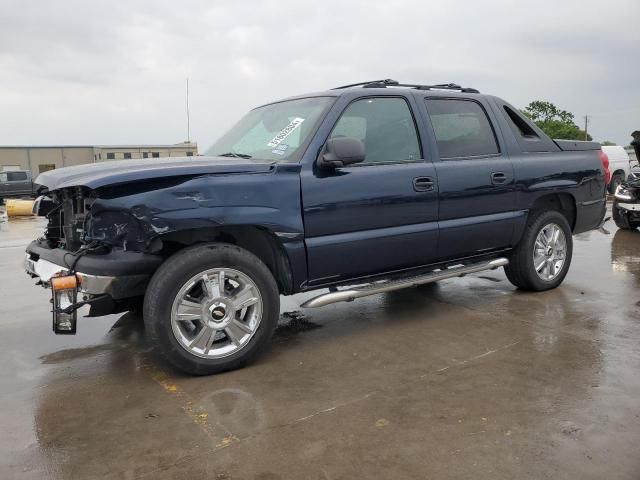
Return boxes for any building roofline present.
[0,142,197,149]
[95,143,197,149]
[0,145,95,149]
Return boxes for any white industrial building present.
[0,142,198,176]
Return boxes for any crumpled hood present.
[35,156,275,191]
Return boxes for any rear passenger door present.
[424,98,516,259]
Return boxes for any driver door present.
[301,96,439,286]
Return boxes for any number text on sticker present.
[267,118,305,148]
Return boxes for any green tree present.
[522,100,592,141]
[601,141,616,146]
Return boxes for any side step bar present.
[301,258,509,308]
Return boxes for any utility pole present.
[584,115,589,141]
[186,78,191,143]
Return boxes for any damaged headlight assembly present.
[614,185,636,202]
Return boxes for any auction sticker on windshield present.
[267,118,305,148]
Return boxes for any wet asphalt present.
[1,213,640,480]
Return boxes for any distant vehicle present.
[602,145,632,193]
[613,177,640,230]
[0,170,36,198]
[24,79,608,375]
[613,137,640,229]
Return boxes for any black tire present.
[613,204,639,230]
[144,243,280,375]
[504,210,573,291]
[608,173,625,194]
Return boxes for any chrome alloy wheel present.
[533,223,567,281]
[170,268,263,359]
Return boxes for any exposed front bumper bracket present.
[24,255,150,299]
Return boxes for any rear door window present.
[426,99,499,159]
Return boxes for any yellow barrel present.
[5,199,35,217]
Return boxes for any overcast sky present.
[0,0,638,148]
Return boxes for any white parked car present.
[602,145,632,193]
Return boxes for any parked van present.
[602,145,632,193]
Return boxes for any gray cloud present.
[0,0,638,147]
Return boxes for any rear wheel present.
[505,210,573,291]
[613,204,639,230]
[144,243,280,375]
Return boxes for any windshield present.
[205,96,333,162]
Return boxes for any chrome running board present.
[301,258,509,308]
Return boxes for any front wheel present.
[504,210,573,291]
[608,173,625,194]
[144,243,280,375]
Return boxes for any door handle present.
[491,172,507,185]
[413,176,435,192]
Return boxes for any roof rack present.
[332,79,479,93]
[332,79,399,89]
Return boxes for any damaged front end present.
[23,156,296,335]
[613,177,640,230]
[33,186,154,252]
[613,133,640,229]
[25,186,164,333]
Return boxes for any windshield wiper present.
[218,152,252,159]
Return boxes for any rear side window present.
[503,106,539,139]
[496,100,557,153]
[330,97,421,164]
[426,99,499,159]
[7,171,28,181]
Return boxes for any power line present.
[580,107,640,117]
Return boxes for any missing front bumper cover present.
[24,255,150,299]
[25,255,147,334]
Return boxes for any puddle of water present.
[0,216,46,248]
[39,344,116,365]
[611,229,640,276]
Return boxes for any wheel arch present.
[528,193,577,230]
[155,225,295,295]
[514,193,577,244]
[608,169,626,193]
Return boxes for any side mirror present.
[317,137,365,169]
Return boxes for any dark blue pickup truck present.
[25,80,608,374]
